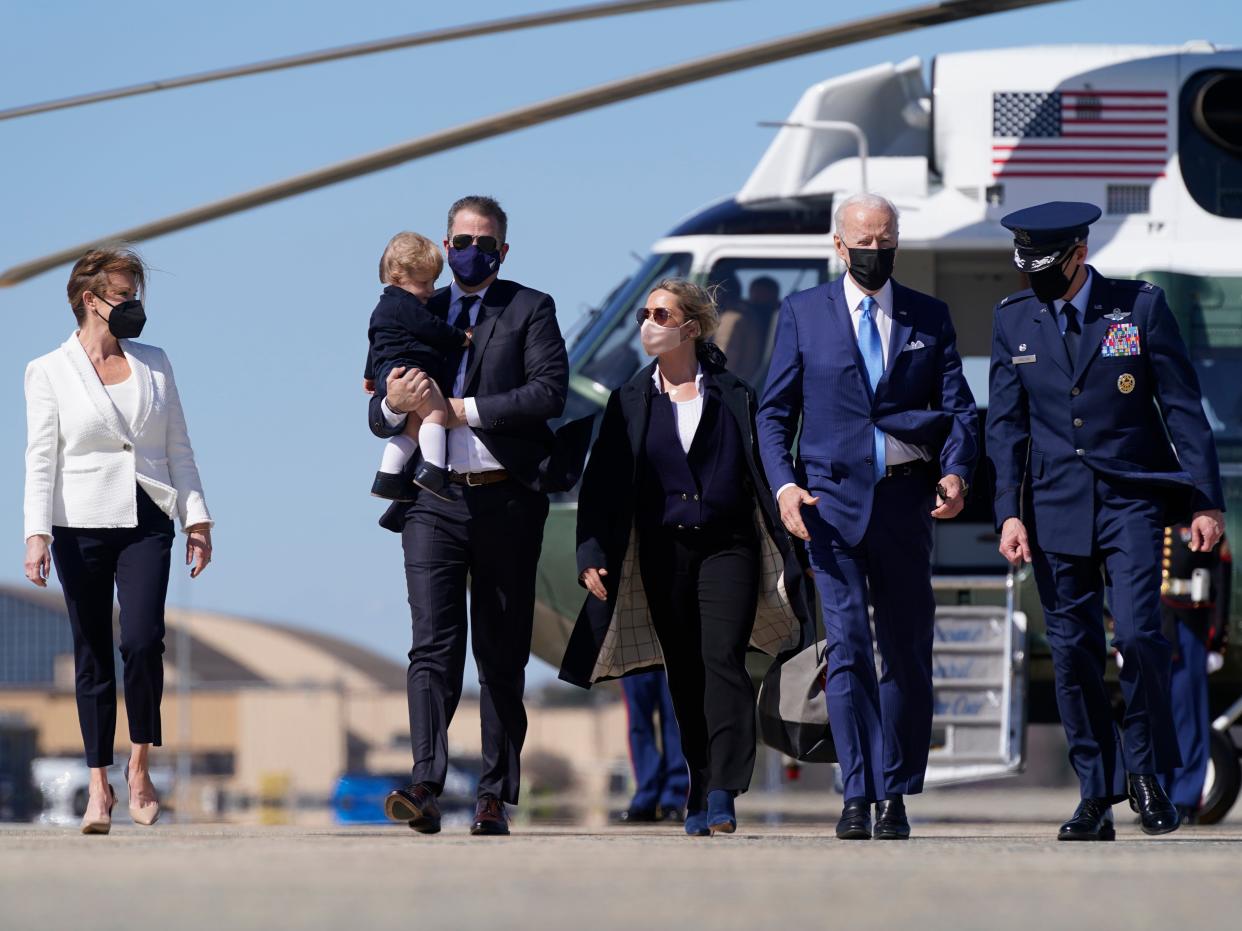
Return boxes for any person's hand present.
[448,397,468,429]
[186,525,212,579]
[998,517,1032,567]
[363,378,375,396]
[24,535,51,588]
[407,371,444,419]
[581,567,608,601]
[384,366,419,414]
[777,485,820,542]
[931,474,966,519]
[1190,509,1225,553]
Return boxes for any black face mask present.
[846,247,896,292]
[1028,252,1078,304]
[93,296,147,339]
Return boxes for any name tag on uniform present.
[1101,322,1142,357]
[1012,354,1037,365]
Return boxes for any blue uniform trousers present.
[621,670,689,812]
[806,471,936,802]
[1030,477,1182,801]
[1161,621,1210,808]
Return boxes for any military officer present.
[986,201,1225,840]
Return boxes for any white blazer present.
[24,333,213,541]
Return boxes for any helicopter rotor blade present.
[0,0,730,123]
[0,0,1067,287]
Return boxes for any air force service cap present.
[1000,201,1102,272]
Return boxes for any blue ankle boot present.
[684,809,711,836]
[707,790,736,834]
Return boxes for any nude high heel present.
[80,783,116,835]
[126,769,161,826]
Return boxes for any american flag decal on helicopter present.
[991,89,1169,179]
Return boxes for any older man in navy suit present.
[758,193,978,840]
[987,201,1224,840]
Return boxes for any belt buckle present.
[465,471,485,487]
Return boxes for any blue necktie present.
[858,295,886,482]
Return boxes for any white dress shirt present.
[380,281,503,473]
[1053,267,1094,335]
[652,364,705,454]
[775,275,930,502]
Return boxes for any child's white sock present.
[379,435,418,474]
[417,422,448,470]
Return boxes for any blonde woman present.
[561,279,813,836]
[23,248,213,834]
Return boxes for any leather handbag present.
[756,639,837,763]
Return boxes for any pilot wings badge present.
[1104,308,1131,322]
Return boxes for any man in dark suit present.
[987,201,1225,840]
[371,195,568,836]
[757,193,978,840]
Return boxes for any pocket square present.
[902,339,926,353]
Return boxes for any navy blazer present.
[368,278,575,527]
[364,285,466,385]
[986,267,1224,556]
[757,276,978,547]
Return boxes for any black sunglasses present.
[635,306,682,327]
[450,234,502,254]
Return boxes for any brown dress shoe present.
[385,783,441,834]
[471,795,510,836]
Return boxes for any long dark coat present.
[558,356,814,688]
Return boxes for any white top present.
[840,273,929,468]
[652,364,705,454]
[103,371,140,430]
[23,334,213,541]
[380,281,502,473]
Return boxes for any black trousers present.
[401,481,549,804]
[50,487,174,768]
[638,523,760,808]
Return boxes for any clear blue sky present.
[1,0,1235,686]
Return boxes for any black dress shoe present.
[371,471,416,501]
[1128,774,1179,836]
[471,795,510,836]
[1058,798,1115,841]
[874,796,911,840]
[836,797,872,840]
[614,807,660,824]
[384,783,441,834]
[412,461,452,501]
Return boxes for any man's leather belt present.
[884,460,932,479]
[449,469,509,487]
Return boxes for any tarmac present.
[1,788,1238,931]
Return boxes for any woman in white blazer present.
[22,248,213,834]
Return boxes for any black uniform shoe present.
[1128,774,1179,836]
[412,461,452,501]
[471,795,510,836]
[874,796,911,840]
[614,807,660,824]
[384,783,442,834]
[836,797,872,840]
[371,471,416,501]
[1058,798,1115,841]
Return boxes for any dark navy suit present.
[758,276,977,802]
[621,671,689,815]
[986,268,1224,801]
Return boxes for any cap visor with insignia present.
[1000,201,1102,272]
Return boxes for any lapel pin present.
[1118,373,1136,394]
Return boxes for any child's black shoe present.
[412,461,452,501]
[371,471,416,501]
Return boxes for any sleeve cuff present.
[381,397,408,428]
[464,397,482,429]
[775,482,799,501]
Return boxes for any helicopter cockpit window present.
[1180,69,1242,219]
[705,257,830,387]
[576,252,692,396]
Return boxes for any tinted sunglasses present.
[635,306,683,327]
[450,233,502,254]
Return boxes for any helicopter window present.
[576,252,692,394]
[1180,69,1242,219]
[704,257,831,388]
